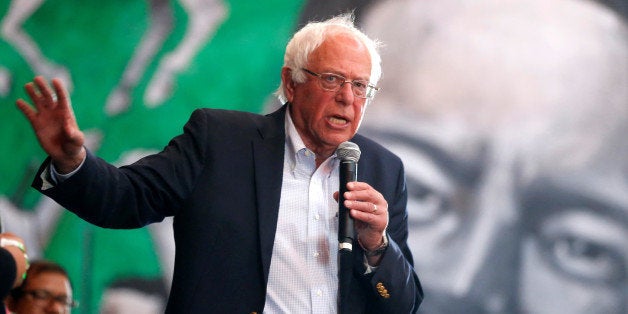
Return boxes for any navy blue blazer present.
[34,105,423,313]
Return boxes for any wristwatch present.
[362,233,389,257]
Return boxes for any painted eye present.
[542,231,625,284]
[407,178,451,225]
[532,208,628,285]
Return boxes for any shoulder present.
[352,133,403,166]
[187,106,286,139]
[191,108,265,124]
[352,134,407,201]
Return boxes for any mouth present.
[329,116,349,126]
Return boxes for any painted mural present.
[1,0,626,313]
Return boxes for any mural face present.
[361,0,628,313]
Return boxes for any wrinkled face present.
[363,118,521,312]
[282,32,372,158]
[9,272,73,314]
[360,0,628,311]
[365,118,628,313]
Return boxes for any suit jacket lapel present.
[253,105,287,284]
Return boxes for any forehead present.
[307,32,372,75]
[365,0,627,127]
[25,272,72,294]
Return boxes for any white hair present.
[275,13,382,102]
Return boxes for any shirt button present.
[316,290,322,296]
[314,214,320,220]
[314,252,320,257]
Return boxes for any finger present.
[344,199,378,215]
[343,187,370,200]
[362,201,377,214]
[16,99,38,124]
[346,181,372,191]
[343,189,380,208]
[33,76,57,104]
[52,78,69,105]
[24,82,43,104]
[350,207,379,225]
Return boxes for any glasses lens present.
[26,290,75,307]
[351,81,368,98]
[29,290,50,301]
[318,73,342,90]
[309,70,375,99]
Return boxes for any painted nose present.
[439,157,521,313]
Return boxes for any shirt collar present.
[285,108,307,157]
[284,106,339,171]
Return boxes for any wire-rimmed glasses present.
[22,289,79,309]
[302,68,379,99]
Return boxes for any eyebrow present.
[25,289,69,297]
[520,177,628,228]
[320,68,370,82]
[363,127,488,187]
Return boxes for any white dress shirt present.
[263,110,340,313]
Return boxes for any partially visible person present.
[5,260,78,314]
[0,233,29,298]
[360,0,627,313]
[100,276,167,314]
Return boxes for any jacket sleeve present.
[353,139,424,313]
[31,109,211,229]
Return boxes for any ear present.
[281,67,296,103]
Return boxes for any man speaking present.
[15,14,422,313]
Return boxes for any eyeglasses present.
[22,289,79,308]
[302,68,379,99]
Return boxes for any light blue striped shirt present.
[263,110,340,313]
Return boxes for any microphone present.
[337,141,361,252]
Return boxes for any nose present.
[335,81,355,103]
[441,156,521,312]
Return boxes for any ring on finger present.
[372,203,378,213]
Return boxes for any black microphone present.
[337,141,361,252]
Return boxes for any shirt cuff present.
[40,156,86,190]
[363,254,379,275]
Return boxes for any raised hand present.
[16,76,85,173]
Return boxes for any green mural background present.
[0,0,304,312]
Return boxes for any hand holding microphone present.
[337,141,361,252]
[337,142,390,312]
[336,142,389,258]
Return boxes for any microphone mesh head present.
[337,141,361,162]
